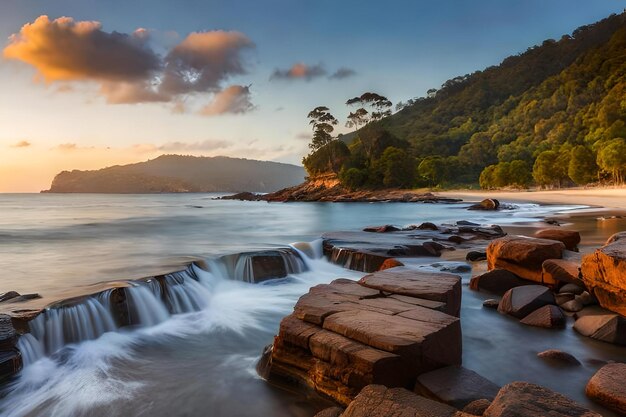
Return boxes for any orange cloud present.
[270,63,326,81]
[199,85,254,116]
[3,16,255,108]
[11,140,31,148]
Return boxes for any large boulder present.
[581,234,626,316]
[542,258,583,287]
[519,305,565,328]
[573,307,626,345]
[358,269,462,317]
[469,269,530,295]
[415,366,500,409]
[468,199,500,211]
[535,229,581,251]
[586,363,626,415]
[498,285,555,319]
[341,385,458,417]
[483,382,602,417]
[487,236,565,285]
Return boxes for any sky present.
[0,0,623,192]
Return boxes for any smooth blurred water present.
[0,193,621,417]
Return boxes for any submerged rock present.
[498,285,555,319]
[586,363,626,415]
[483,381,602,417]
[537,349,581,365]
[415,365,500,409]
[468,198,500,211]
[466,251,487,262]
[581,233,626,316]
[363,225,400,233]
[470,269,530,295]
[483,299,500,309]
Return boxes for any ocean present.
[0,194,621,417]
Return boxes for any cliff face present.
[44,155,306,193]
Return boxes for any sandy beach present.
[439,187,626,211]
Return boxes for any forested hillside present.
[44,155,305,193]
[304,12,626,189]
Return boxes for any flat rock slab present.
[358,269,461,317]
[498,285,556,319]
[341,384,458,417]
[586,363,626,415]
[323,308,461,374]
[415,366,500,409]
[519,305,565,328]
[535,229,581,251]
[484,382,602,417]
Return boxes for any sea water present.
[0,193,621,417]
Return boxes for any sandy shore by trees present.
[439,187,626,210]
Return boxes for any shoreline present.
[438,187,626,211]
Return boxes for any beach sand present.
[439,187,626,211]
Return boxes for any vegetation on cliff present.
[45,154,305,193]
[303,12,626,189]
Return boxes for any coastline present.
[438,187,626,211]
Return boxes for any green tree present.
[307,106,338,151]
[568,145,598,184]
[597,138,626,183]
[339,167,368,190]
[533,151,560,187]
[302,141,350,175]
[376,147,416,188]
[479,165,497,189]
[345,108,369,132]
[508,160,532,188]
[418,157,446,187]
[346,92,393,124]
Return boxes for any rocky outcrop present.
[497,285,556,319]
[468,198,500,211]
[483,382,601,417]
[260,270,462,405]
[323,223,506,272]
[469,269,530,295]
[581,233,626,315]
[586,363,626,415]
[535,229,581,251]
[519,305,565,328]
[487,236,565,285]
[415,366,500,409]
[0,314,21,380]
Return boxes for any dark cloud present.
[270,63,326,81]
[11,140,31,148]
[329,67,356,80]
[199,85,255,116]
[4,16,255,109]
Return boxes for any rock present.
[555,293,575,305]
[423,241,446,256]
[581,235,626,315]
[483,381,602,417]
[498,285,555,319]
[466,251,487,262]
[0,315,17,351]
[219,191,263,201]
[537,349,581,365]
[586,363,626,415]
[341,385,458,417]
[573,308,626,345]
[378,258,404,271]
[0,350,22,381]
[358,268,462,317]
[363,225,401,233]
[462,399,491,416]
[439,263,472,274]
[323,308,462,375]
[483,299,499,309]
[0,292,20,303]
[417,222,439,231]
[314,407,344,417]
[561,298,584,312]
[605,231,626,244]
[559,283,585,295]
[520,305,565,328]
[415,366,500,409]
[487,236,565,285]
[535,229,581,251]
[576,291,596,306]
[469,269,530,295]
[542,259,583,286]
[457,220,480,226]
[468,199,500,211]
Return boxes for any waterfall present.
[225,249,308,283]
[28,293,117,355]
[162,270,208,314]
[16,333,44,367]
[126,285,170,327]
